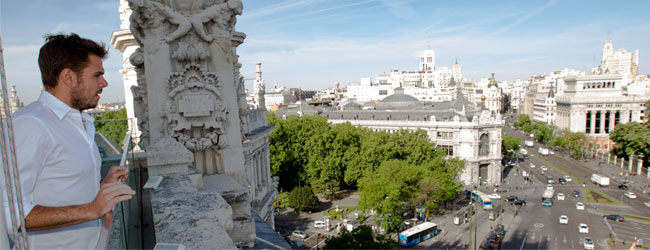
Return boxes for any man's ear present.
[59,68,77,89]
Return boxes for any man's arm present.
[24,181,134,232]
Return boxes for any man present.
[4,33,135,249]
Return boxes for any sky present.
[2,0,649,105]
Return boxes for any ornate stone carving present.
[130,48,150,149]
[164,64,227,151]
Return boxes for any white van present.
[314,221,326,229]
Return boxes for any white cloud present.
[496,0,558,34]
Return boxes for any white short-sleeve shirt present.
[3,90,102,249]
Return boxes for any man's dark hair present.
[38,33,108,90]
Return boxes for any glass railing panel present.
[95,118,150,249]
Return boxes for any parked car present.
[558,177,567,185]
[618,184,628,190]
[529,163,535,168]
[644,201,650,208]
[488,193,501,199]
[564,176,572,182]
[576,202,585,210]
[573,190,581,198]
[546,184,554,190]
[583,237,594,249]
[541,166,548,171]
[578,223,589,233]
[504,195,518,202]
[557,193,565,200]
[314,221,326,228]
[512,199,527,206]
[546,176,554,184]
[602,214,624,222]
[559,215,568,224]
[292,230,308,239]
[624,192,637,199]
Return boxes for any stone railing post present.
[614,155,617,165]
[637,154,643,176]
[628,155,634,172]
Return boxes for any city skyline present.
[2,0,649,104]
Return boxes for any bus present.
[542,189,554,206]
[398,222,441,247]
[466,190,493,210]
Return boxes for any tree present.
[609,122,650,164]
[323,225,395,249]
[531,122,554,144]
[514,114,531,129]
[501,135,521,158]
[358,160,421,230]
[94,108,128,146]
[288,186,319,213]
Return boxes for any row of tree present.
[94,108,128,147]
[267,112,464,229]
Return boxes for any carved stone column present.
[590,111,596,134]
[608,110,616,132]
[599,111,606,134]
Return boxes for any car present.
[573,190,581,198]
[559,215,568,224]
[529,163,536,168]
[578,223,589,233]
[546,184,554,190]
[292,230,308,239]
[584,237,594,249]
[603,214,624,222]
[488,193,501,199]
[559,177,567,185]
[624,192,637,199]
[512,199,526,206]
[504,195,518,202]
[314,221,326,228]
[541,166,548,171]
[645,201,650,208]
[557,193,565,200]
[564,176,572,182]
[618,184,628,190]
[546,176,554,184]
[576,202,585,210]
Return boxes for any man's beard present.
[70,78,98,111]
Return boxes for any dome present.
[380,93,420,103]
[378,93,421,108]
[488,73,498,88]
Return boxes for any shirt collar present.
[38,90,93,122]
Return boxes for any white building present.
[595,35,639,79]
[344,50,461,103]
[555,73,648,151]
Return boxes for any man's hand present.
[89,182,135,220]
[24,182,135,232]
[101,165,128,185]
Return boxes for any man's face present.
[71,54,107,111]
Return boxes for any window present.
[437,131,453,139]
[438,145,453,156]
[479,134,490,156]
[379,90,388,95]
[427,57,432,63]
